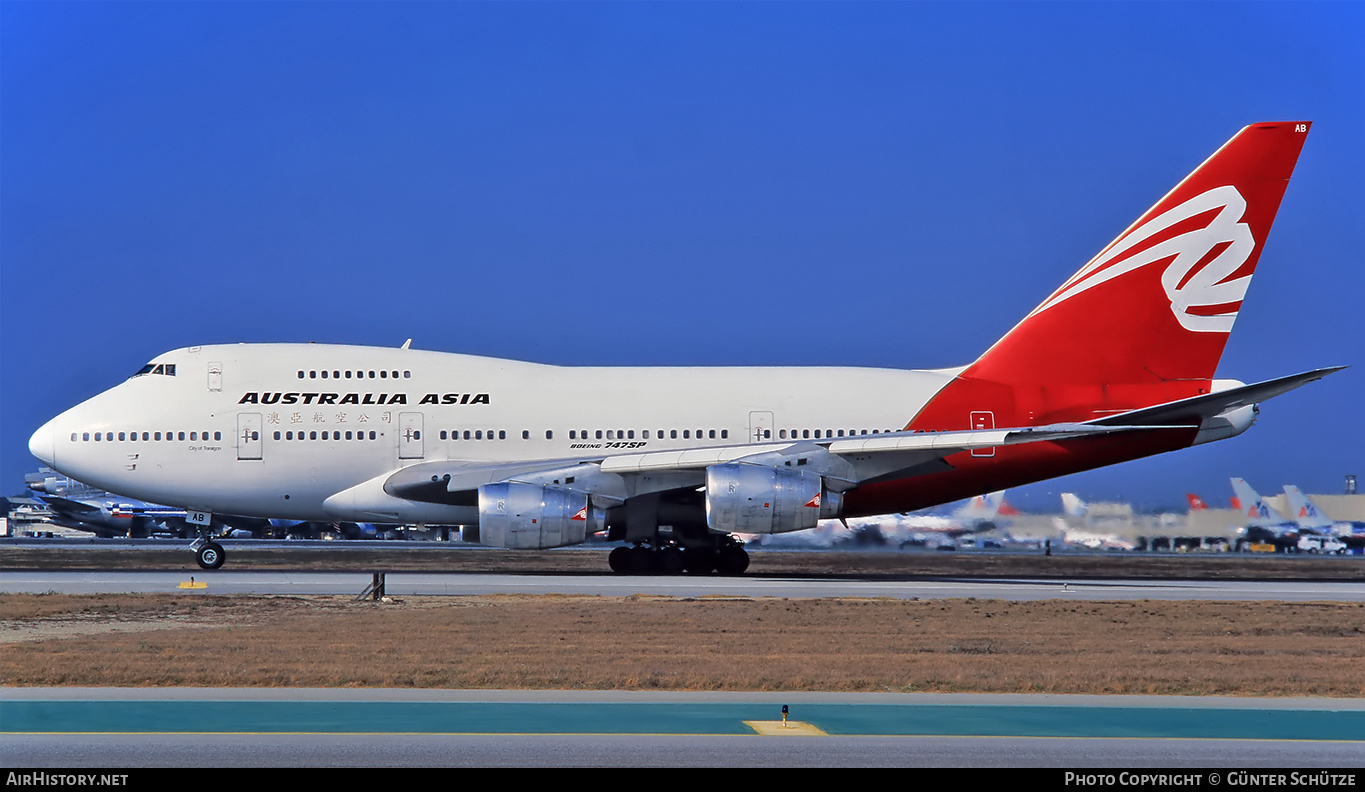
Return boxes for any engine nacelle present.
[705,464,832,535]
[477,482,605,549]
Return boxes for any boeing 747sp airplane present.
[28,122,1341,572]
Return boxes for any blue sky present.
[2,2,1361,512]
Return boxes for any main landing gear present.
[608,536,749,576]
[190,536,227,570]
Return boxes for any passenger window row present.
[777,429,894,439]
[427,427,891,443]
[566,429,732,441]
[274,430,378,441]
[435,428,736,442]
[73,431,219,442]
[442,430,508,440]
[70,426,895,445]
[298,369,411,380]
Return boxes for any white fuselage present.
[30,343,958,523]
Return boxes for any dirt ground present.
[2,593,1362,696]
[4,546,1361,696]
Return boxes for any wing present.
[36,496,103,516]
[385,420,1187,509]
[345,367,1341,546]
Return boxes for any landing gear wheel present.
[683,547,717,574]
[196,542,226,570]
[716,545,749,575]
[628,545,657,575]
[657,546,686,576]
[608,546,632,574]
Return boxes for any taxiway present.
[3,569,1363,601]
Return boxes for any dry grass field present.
[2,593,1362,696]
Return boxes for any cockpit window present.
[132,363,177,378]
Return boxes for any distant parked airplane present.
[24,467,376,540]
[1229,477,1314,550]
[1186,494,1210,511]
[26,469,186,538]
[748,490,1013,548]
[1056,493,1136,550]
[1282,485,1365,544]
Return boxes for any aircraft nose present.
[28,420,56,466]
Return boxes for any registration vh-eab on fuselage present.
[28,121,1341,573]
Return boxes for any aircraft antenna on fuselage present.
[401,338,412,350]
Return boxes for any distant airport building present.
[1186,508,1247,537]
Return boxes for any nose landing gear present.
[190,536,227,570]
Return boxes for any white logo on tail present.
[1033,185,1255,333]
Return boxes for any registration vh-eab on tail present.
[28,122,1341,573]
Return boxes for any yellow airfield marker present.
[178,576,207,590]
[744,720,827,736]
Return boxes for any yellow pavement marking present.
[744,720,827,736]
[177,581,207,589]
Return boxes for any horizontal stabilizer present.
[1090,367,1345,428]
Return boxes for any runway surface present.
[3,569,1363,600]
[3,689,1362,767]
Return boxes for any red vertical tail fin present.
[911,122,1310,430]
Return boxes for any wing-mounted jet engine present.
[704,464,841,535]
[477,482,606,549]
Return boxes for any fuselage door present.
[748,411,774,444]
[237,413,263,460]
[399,412,424,459]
